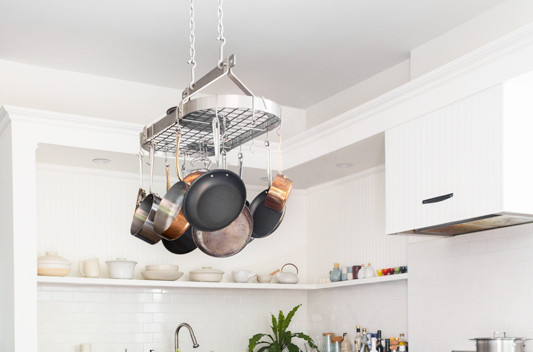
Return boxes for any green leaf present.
[269,342,282,352]
[282,304,301,332]
[257,346,270,352]
[293,333,319,351]
[277,309,285,341]
[249,333,267,352]
[271,314,279,341]
[286,343,301,352]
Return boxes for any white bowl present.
[257,274,273,283]
[189,267,224,282]
[145,264,179,272]
[106,258,137,279]
[142,271,184,281]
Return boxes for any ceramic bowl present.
[142,271,184,281]
[37,251,71,277]
[145,264,179,272]
[106,258,137,279]
[189,267,224,282]
[257,274,273,283]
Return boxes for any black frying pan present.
[182,169,246,232]
[162,227,197,255]
[250,189,284,238]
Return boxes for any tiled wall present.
[408,224,533,351]
[307,280,408,343]
[38,284,308,352]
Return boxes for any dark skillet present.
[162,227,197,254]
[182,169,246,232]
[249,189,285,238]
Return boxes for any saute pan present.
[182,118,246,231]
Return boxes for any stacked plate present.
[141,264,184,281]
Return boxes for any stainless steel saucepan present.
[130,145,161,245]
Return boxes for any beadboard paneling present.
[36,164,308,282]
[305,168,409,283]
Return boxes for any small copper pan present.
[263,135,294,213]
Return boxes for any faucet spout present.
[175,322,199,351]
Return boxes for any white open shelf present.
[37,273,408,291]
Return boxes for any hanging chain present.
[217,0,226,67]
[188,0,197,89]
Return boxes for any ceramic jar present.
[329,263,342,282]
[37,251,71,277]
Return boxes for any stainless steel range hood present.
[399,213,533,236]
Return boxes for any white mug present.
[79,258,100,278]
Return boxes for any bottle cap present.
[323,332,334,336]
[334,263,340,268]
[377,330,382,338]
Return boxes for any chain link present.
[217,0,226,67]
[188,0,197,89]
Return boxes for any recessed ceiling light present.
[336,162,353,168]
[92,158,111,164]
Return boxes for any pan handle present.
[175,131,183,181]
[265,139,271,187]
[212,117,221,168]
[238,151,243,178]
[149,144,154,194]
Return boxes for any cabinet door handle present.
[422,193,453,204]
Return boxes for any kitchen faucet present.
[175,322,199,351]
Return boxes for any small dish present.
[37,251,71,277]
[141,271,184,281]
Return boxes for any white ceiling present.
[1,0,506,108]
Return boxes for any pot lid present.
[471,332,526,341]
[37,251,71,265]
[106,258,138,264]
[190,266,224,274]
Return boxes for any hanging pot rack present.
[140,55,281,157]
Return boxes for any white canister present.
[105,258,137,279]
[37,251,71,277]
[79,258,100,278]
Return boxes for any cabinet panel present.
[386,87,503,234]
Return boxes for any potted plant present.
[248,304,320,352]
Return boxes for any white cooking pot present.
[106,258,137,279]
[471,332,529,352]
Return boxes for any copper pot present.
[264,173,293,213]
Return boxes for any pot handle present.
[494,332,507,338]
[281,263,298,274]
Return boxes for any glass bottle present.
[359,329,369,352]
[370,338,378,352]
[354,326,362,351]
[376,330,383,352]
[384,339,390,352]
[341,333,352,352]
[398,333,407,352]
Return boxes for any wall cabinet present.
[386,72,533,235]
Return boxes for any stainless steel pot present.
[471,332,528,352]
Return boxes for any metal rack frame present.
[140,55,281,156]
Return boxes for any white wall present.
[0,60,307,139]
[305,60,410,129]
[410,0,533,78]
[408,224,533,351]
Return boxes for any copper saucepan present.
[263,134,294,213]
